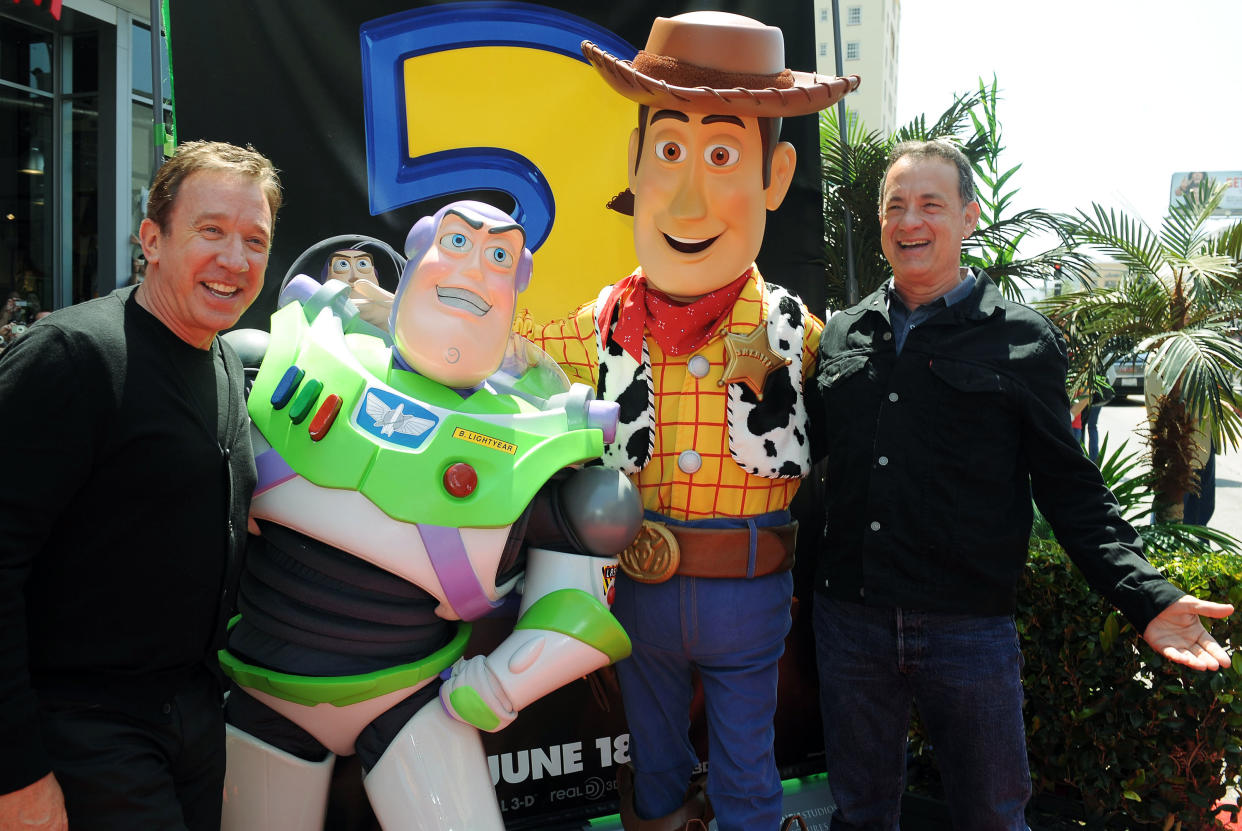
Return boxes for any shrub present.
[1016,540,1242,826]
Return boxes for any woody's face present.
[628,108,783,300]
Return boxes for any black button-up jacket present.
[810,271,1181,631]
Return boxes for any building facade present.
[0,0,168,332]
[1084,260,1128,291]
[812,0,900,137]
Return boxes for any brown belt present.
[618,520,798,583]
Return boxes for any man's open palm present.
[1143,595,1234,671]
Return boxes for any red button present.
[308,394,343,441]
[443,462,477,498]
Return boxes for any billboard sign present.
[1170,171,1242,216]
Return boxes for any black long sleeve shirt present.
[810,272,1181,629]
[0,287,255,793]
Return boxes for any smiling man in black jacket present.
[810,139,1232,831]
[0,141,280,831]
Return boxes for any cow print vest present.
[592,281,812,480]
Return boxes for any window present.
[0,17,52,91]
[847,6,862,25]
[0,16,55,318]
[130,21,171,100]
[846,41,860,60]
[0,4,152,317]
[820,8,829,21]
[130,22,173,288]
[66,31,99,305]
[819,42,828,57]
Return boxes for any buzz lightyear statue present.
[219,200,642,831]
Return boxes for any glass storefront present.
[0,16,54,320]
[0,1,167,351]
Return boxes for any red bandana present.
[600,269,753,361]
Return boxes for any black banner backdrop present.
[169,2,830,827]
[169,0,828,329]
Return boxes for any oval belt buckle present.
[618,520,680,584]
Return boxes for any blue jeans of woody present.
[814,595,1031,831]
[612,570,793,831]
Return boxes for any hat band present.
[631,51,794,92]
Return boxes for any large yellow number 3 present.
[361,3,637,320]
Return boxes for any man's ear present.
[138,217,162,266]
[626,128,640,194]
[964,200,981,237]
[764,141,797,211]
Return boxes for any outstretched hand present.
[1142,595,1234,671]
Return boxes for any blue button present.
[271,365,305,410]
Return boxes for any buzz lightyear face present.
[392,205,528,388]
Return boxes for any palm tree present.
[1037,181,1242,521]
[820,77,1089,310]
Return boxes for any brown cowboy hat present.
[582,11,860,118]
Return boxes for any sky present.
[894,0,1241,246]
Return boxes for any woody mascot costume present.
[519,12,858,831]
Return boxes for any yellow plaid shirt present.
[517,268,822,521]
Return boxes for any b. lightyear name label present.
[452,427,516,455]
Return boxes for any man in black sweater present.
[0,141,281,830]
[810,139,1233,830]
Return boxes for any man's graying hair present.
[881,139,976,209]
[146,140,282,236]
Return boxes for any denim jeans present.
[814,595,1031,831]
[1083,404,1102,459]
[612,571,793,831]
[1184,446,1216,526]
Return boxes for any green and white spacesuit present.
[219,202,641,831]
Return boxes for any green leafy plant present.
[959,76,1090,298]
[1037,182,1242,521]
[1031,434,1240,558]
[1018,542,1242,827]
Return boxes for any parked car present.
[1111,352,1146,398]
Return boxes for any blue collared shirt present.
[887,269,977,354]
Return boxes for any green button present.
[288,378,324,425]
